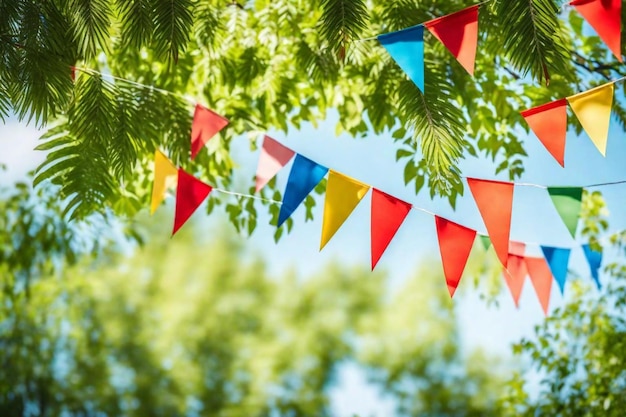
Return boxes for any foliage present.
[1,0,624,231]
[0,206,505,416]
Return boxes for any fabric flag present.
[190,104,229,160]
[479,235,491,250]
[503,250,527,308]
[541,246,571,294]
[582,244,603,289]
[526,257,553,316]
[150,150,178,214]
[371,189,412,270]
[435,217,477,297]
[378,25,425,92]
[570,0,622,61]
[547,187,583,238]
[467,178,514,267]
[320,171,370,250]
[173,169,213,235]
[520,99,568,167]
[255,136,295,192]
[567,83,614,156]
[278,154,328,227]
[424,5,479,75]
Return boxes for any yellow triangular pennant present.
[320,171,370,250]
[150,150,178,214]
[567,83,614,156]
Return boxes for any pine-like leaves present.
[319,0,369,60]
[152,0,193,62]
[68,0,112,59]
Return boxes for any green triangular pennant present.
[548,187,583,238]
[479,235,491,250]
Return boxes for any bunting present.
[479,235,491,250]
[548,187,583,238]
[278,154,328,227]
[467,178,514,268]
[371,189,412,270]
[320,171,370,250]
[520,99,568,167]
[255,135,295,192]
[570,0,622,62]
[582,244,603,289]
[541,246,571,294]
[567,83,614,156]
[526,257,554,316]
[150,150,178,214]
[190,104,229,160]
[424,5,480,75]
[503,242,527,307]
[378,25,425,92]
[173,169,213,235]
[435,217,477,297]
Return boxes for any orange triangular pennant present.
[435,216,477,297]
[570,0,622,61]
[467,178,514,268]
[173,169,213,235]
[190,104,229,160]
[425,5,479,75]
[520,99,568,167]
[502,242,527,307]
[525,257,553,316]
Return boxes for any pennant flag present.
[190,104,229,160]
[467,178,514,268]
[567,83,614,156]
[371,189,412,270]
[525,257,553,316]
[582,244,603,289]
[173,169,213,235]
[278,154,328,227]
[479,235,491,250]
[570,0,622,61]
[320,171,370,250]
[378,25,425,92]
[424,5,479,75]
[503,254,527,308]
[150,150,179,214]
[520,99,568,167]
[435,217,477,297]
[255,136,295,192]
[541,246,571,294]
[547,187,583,238]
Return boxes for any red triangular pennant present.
[173,168,213,235]
[502,242,527,307]
[371,189,412,270]
[525,257,554,316]
[435,216,477,297]
[425,5,479,75]
[571,0,622,62]
[190,104,229,160]
[520,99,568,167]
[467,178,514,268]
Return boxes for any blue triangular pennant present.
[541,246,571,294]
[378,25,425,92]
[582,244,603,289]
[278,154,328,227]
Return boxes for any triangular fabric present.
[424,5,479,75]
[570,0,622,61]
[467,178,515,268]
[479,235,491,250]
[320,171,370,250]
[582,244,603,289]
[547,187,583,238]
[503,254,527,308]
[371,189,412,270]
[525,257,553,316]
[150,150,179,215]
[173,169,213,235]
[277,154,328,227]
[520,99,568,167]
[378,25,425,92]
[541,246,571,294]
[567,83,614,156]
[190,104,229,160]
[255,136,295,192]
[435,217,477,297]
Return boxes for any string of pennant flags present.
[59,0,624,316]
